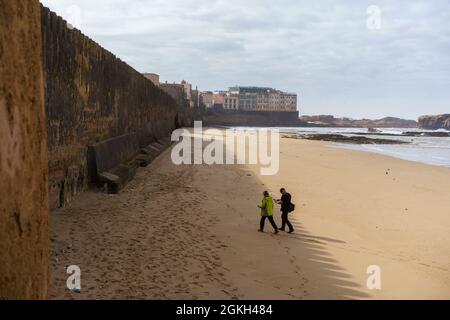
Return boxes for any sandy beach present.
[50,135,450,300]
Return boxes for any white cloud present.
[40,0,450,119]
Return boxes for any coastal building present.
[280,93,297,112]
[213,92,225,108]
[224,93,239,110]
[227,86,297,112]
[143,73,160,87]
[160,80,197,109]
[181,80,193,107]
[201,91,214,108]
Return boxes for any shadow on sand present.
[276,219,372,299]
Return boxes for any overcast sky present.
[40,0,450,119]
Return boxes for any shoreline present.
[49,136,450,299]
[278,126,450,169]
[330,142,450,169]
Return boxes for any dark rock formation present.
[300,115,418,128]
[346,131,450,138]
[403,131,450,137]
[0,0,49,299]
[418,114,450,130]
[287,134,409,145]
[368,127,382,133]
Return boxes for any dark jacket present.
[281,193,292,212]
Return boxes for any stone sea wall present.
[204,109,302,127]
[41,6,189,209]
[0,0,49,299]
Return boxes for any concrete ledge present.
[141,145,161,159]
[142,144,160,153]
[98,163,138,193]
[88,132,172,193]
[153,142,166,150]
[88,133,140,193]
[140,141,171,163]
[158,137,172,146]
[135,154,152,167]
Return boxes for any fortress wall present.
[0,0,49,299]
[41,6,186,209]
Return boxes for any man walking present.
[277,188,294,233]
[258,191,279,234]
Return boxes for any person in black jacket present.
[276,188,294,233]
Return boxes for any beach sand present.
[50,136,450,299]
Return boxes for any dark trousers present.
[260,216,278,231]
[281,211,294,232]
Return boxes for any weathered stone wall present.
[41,6,186,209]
[0,0,49,299]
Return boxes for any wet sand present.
[50,136,450,299]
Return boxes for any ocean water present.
[280,127,450,168]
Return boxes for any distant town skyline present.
[41,0,450,120]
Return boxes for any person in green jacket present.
[258,191,279,234]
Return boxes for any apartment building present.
[160,80,198,108]
[226,86,297,112]
[224,93,239,110]
[201,91,214,108]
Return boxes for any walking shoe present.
[274,229,279,234]
[258,229,264,233]
[288,230,294,234]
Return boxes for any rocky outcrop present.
[300,116,418,128]
[418,114,450,130]
[402,131,450,137]
[0,0,49,299]
[286,134,409,145]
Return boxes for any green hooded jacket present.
[260,195,274,217]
